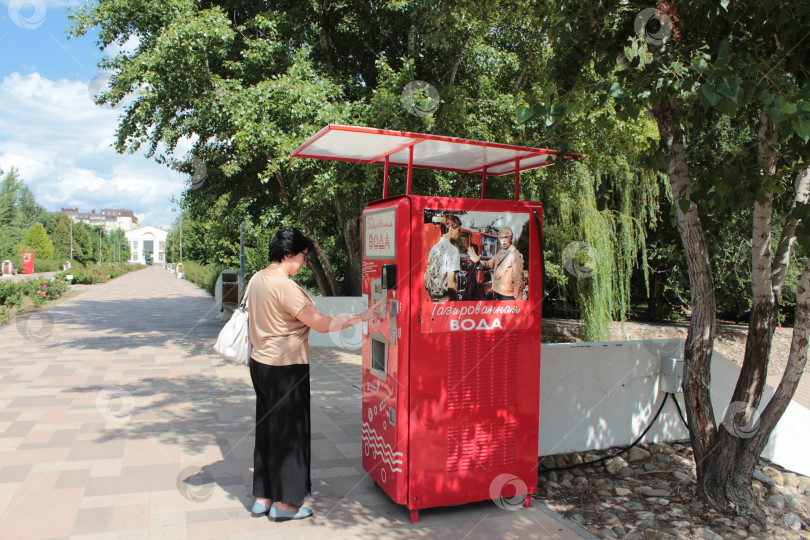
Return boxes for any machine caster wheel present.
[524,494,532,508]
[409,509,419,523]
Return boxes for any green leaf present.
[678,198,692,214]
[717,40,730,65]
[721,0,730,9]
[795,222,810,252]
[515,105,535,124]
[716,97,738,115]
[780,100,798,115]
[698,85,720,108]
[715,82,733,100]
[768,106,787,124]
[792,116,810,142]
[681,76,695,93]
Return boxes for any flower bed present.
[54,263,145,285]
[0,276,71,324]
[0,264,144,325]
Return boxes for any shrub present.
[181,260,226,295]
[0,280,23,307]
[33,258,63,273]
[0,277,70,312]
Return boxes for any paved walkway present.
[0,266,594,540]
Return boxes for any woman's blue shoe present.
[250,501,271,516]
[269,505,313,522]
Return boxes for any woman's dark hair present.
[268,226,315,263]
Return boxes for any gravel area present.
[538,442,809,539]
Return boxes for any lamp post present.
[240,223,245,290]
[170,202,183,265]
[179,210,183,265]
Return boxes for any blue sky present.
[0,0,189,228]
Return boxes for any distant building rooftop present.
[58,207,140,230]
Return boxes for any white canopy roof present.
[291,124,581,176]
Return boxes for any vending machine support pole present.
[481,166,488,199]
[383,156,390,198]
[406,145,414,195]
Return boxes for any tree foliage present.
[70,0,667,340]
[20,222,54,260]
[0,168,41,229]
[536,0,810,521]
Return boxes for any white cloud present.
[0,72,188,228]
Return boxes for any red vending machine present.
[292,125,580,522]
[21,252,34,274]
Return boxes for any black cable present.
[669,391,689,429]
[538,391,673,473]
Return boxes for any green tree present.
[68,1,590,293]
[539,0,810,521]
[0,225,24,262]
[20,223,55,259]
[46,214,74,261]
[0,168,23,226]
[0,168,41,227]
[71,221,95,265]
[69,0,664,341]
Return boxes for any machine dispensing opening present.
[370,331,388,381]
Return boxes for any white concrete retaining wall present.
[310,296,366,349]
[307,297,810,476]
[541,340,810,477]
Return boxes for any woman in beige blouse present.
[247,226,380,521]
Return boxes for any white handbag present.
[213,276,254,364]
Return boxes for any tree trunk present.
[651,96,718,485]
[701,260,810,523]
[728,110,778,429]
[305,241,334,296]
[268,167,340,296]
[695,111,804,525]
[772,166,810,299]
[302,228,338,296]
[342,216,363,296]
[648,269,662,320]
[317,1,334,75]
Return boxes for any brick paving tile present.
[0,266,600,539]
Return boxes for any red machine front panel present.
[362,195,542,513]
[407,196,542,511]
[361,197,411,505]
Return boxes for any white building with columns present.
[125,225,168,265]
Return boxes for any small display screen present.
[371,338,386,375]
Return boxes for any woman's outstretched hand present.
[361,302,384,325]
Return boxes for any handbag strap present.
[238,274,257,309]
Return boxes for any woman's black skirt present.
[249,360,311,505]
